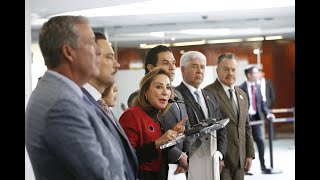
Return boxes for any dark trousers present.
[249,114,266,170]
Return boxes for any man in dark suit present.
[239,66,275,174]
[82,32,138,180]
[127,45,189,175]
[175,51,227,180]
[257,68,276,109]
[204,53,255,180]
[25,16,126,180]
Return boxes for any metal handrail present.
[248,107,295,170]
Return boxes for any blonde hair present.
[132,67,174,114]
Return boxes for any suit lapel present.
[216,86,238,121]
[82,88,128,139]
[177,82,205,124]
[81,88,139,170]
[202,90,211,117]
[171,90,181,122]
[235,86,248,120]
[169,107,179,122]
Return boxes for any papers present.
[168,164,187,180]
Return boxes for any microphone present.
[174,97,204,115]
[169,98,218,137]
[175,97,217,123]
[168,97,202,127]
[168,97,217,126]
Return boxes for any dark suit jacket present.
[175,82,227,157]
[82,88,139,180]
[238,82,270,120]
[159,89,190,163]
[204,79,255,169]
[127,88,190,163]
[25,71,126,180]
[265,80,276,109]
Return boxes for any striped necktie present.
[228,89,238,118]
[97,98,115,123]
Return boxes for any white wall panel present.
[25,0,36,179]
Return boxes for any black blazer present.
[238,82,270,120]
[265,80,276,109]
[82,88,139,180]
[175,82,227,157]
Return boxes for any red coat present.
[119,105,162,172]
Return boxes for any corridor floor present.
[245,137,295,180]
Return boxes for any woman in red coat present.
[119,67,186,180]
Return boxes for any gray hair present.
[39,15,89,69]
[180,51,206,67]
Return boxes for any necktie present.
[228,89,238,117]
[97,98,115,123]
[194,90,207,118]
[251,85,257,111]
[194,90,202,105]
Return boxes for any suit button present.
[237,139,240,142]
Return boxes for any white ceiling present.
[29,0,295,48]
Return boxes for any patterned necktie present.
[228,89,238,117]
[97,98,115,123]
[251,85,257,111]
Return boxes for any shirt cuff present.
[176,152,183,161]
[216,150,223,160]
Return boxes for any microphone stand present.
[168,98,201,127]
[168,98,218,137]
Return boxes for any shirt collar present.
[182,80,201,94]
[217,78,235,91]
[82,83,102,101]
[46,70,83,98]
[246,81,255,87]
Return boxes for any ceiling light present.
[140,44,147,48]
[207,38,243,44]
[265,36,283,40]
[246,37,264,41]
[140,43,171,49]
[180,29,230,35]
[172,40,206,47]
[253,48,262,54]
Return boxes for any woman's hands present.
[155,116,188,148]
[171,116,188,133]
[155,129,178,148]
